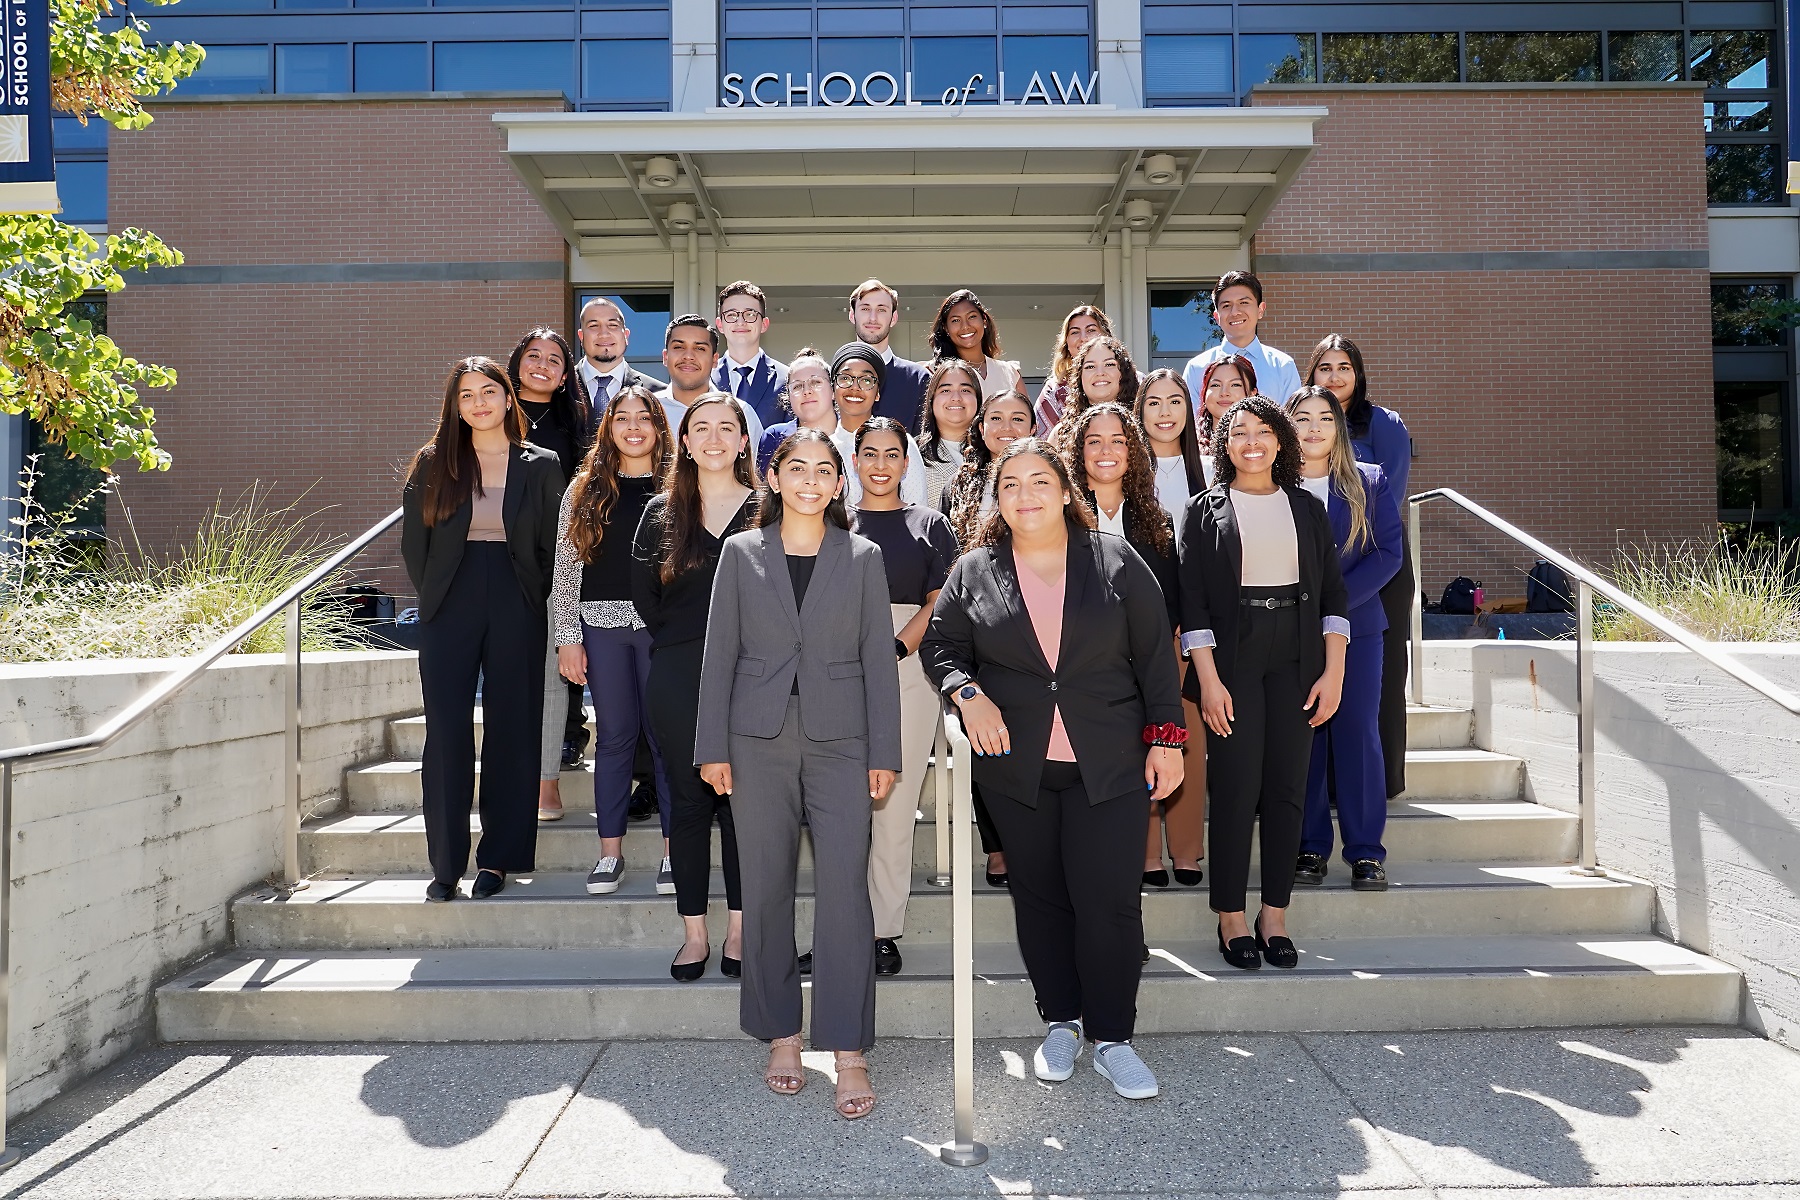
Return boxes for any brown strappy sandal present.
[833,1053,875,1120]
[764,1034,805,1095]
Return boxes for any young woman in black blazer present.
[631,393,758,981]
[401,356,565,901]
[923,438,1184,1101]
[1178,395,1349,970]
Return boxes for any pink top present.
[1016,561,1076,762]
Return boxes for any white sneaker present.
[1033,1020,1083,1082]
[655,856,676,895]
[586,857,623,895]
[1093,1041,1159,1099]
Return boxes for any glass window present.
[1241,33,1315,88]
[909,36,998,101]
[1716,381,1790,511]
[1712,283,1794,347]
[820,38,904,85]
[1690,31,1771,89]
[724,9,813,34]
[576,291,671,376]
[51,116,108,152]
[1001,7,1087,33]
[276,44,349,92]
[179,45,272,95]
[276,0,348,9]
[1465,32,1599,82]
[582,40,671,104]
[355,43,428,91]
[1607,31,1681,81]
[910,7,994,33]
[723,38,811,103]
[54,161,107,224]
[819,8,901,32]
[1149,287,1219,370]
[434,42,574,96]
[1322,33,1456,84]
[1144,35,1231,97]
[1002,35,1089,95]
[1707,143,1782,205]
[1705,98,1772,133]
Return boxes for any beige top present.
[1230,486,1299,587]
[467,470,507,542]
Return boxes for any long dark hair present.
[1197,353,1260,449]
[660,393,757,583]
[1065,335,1140,420]
[918,357,983,466]
[407,356,525,528]
[928,288,1001,361]
[1211,394,1303,490]
[944,387,1032,547]
[564,384,673,563]
[1065,402,1173,557]
[973,437,1097,549]
[1304,333,1371,437]
[1136,368,1207,495]
[506,326,591,466]
[1049,304,1114,387]
[757,428,850,530]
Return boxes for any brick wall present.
[1249,85,1714,598]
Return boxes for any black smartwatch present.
[895,637,908,660]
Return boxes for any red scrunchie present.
[1142,722,1189,748]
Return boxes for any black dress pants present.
[418,542,544,885]
[1207,600,1311,914]
[647,638,743,918]
[985,760,1149,1044]
[1377,533,1414,798]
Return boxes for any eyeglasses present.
[788,379,830,395]
[833,373,880,390]
[719,309,764,324]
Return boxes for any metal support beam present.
[1089,150,1143,244]
[676,153,729,248]
[0,764,20,1172]
[1147,149,1207,247]
[612,153,672,249]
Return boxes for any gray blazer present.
[694,523,903,771]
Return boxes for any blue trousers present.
[1301,631,1387,863]
[583,624,672,840]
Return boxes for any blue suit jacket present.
[876,355,930,433]
[1327,463,1405,637]
[713,354,789,428]
[1349,405,1411,518]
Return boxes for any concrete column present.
[1102,233,1123,335]
[670,0,718,113]
[1095,0,1143,111]
[1125,230,1150,364]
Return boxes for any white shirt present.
[1096,504,1126,537]
[1153,455,1193,540]
[831,424,927,507]
[1181,338,1304,414]
[720,349,769,398]
[1300,475,1331,507]
[1201,454,1218,489]
[578,357,686,433]
[662,388,764,453]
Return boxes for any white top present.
[831,424,927,507]
[1181,338,1304,412]
[1230,487,1300,587]
[1096,504,1126,537]
[1153,455,1192,540]
[655,388,764,451]
[578,357,686,433]
[978,357,1022,399]
[1201,454,1218,489]
[1300,475,1331,506]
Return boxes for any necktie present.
[592,373,612,405]
[735,366,752,401]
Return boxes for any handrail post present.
[940,706,987,1168]
[1408,498,1424,707]
[0,764,21,1170]
[282,600,308,892]
[1573,579,1605,878]
[928,720,950,888]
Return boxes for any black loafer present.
[470,870,505,898]
[875,938,902,976]
[1294,853,1328,887]
[1217,922,1261,971]
[797,950,813,976]
[985,871,1009,889]
[1254,913,1298,968]
[1351,859,1389,891]
[425,879,459,902]
[1142,870,1170,889]
[720,955,742,978]
[1172,866,1203,887]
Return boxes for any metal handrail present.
[0,505,405,1169]
[1407,488,1800,877]
[936,703,987,1168]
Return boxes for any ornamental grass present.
[1597,531,1800,644]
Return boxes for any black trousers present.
[418,542,544,885]
[1207,600,1311,913]
[565,680,588,748]
[986,760,1148,1044]
[1377,533,1414,798]
[973,784,1003,856]
[647,638,743,918]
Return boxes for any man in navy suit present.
[848,278,930,433]
[711,280,788,428]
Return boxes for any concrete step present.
[231,863,1649,952]
[299,800,1577,877]
[156,932,1741,1042]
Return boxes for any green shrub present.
[1597,530,1800,643]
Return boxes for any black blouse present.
[580,474,658,603]
[850,504,959,607]
[630,492,756,651]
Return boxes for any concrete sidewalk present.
[5,1028,1799,1199]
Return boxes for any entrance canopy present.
[494,107,1327,258]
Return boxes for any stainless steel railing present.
[933,703,987,1168]
[1406,488,1800,877]
[0,506,404,1165]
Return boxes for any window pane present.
[1001,6,1087,33]
[1149,286,1219,367]
[1690,30,1770,89]
[1144,34,1231,96]
[1712,283,1793,347]
[55,161,107,224]
[51,116,108,152]
[722,38,810,103]
[276,44,349,92]
[1706,143,1782,205]
[577,291,671,376]
[1322,33,1456,84]
[179,45,272,94]
[434,42,573,96]
[724,9,813,34]
[1716,381,1789,511]
[909,36,997,101]
[820,37,904,85]
[910,7,994,32]
[355,43,428,91]
[1705,99,1772,133]
[1001,35,1089,95]
[819,8,900,32]
[582,39,671,104]
[1466,32,1599,82]
[1241,33,1315,88]
[277,0,348,9]
[1607,31,1681,81]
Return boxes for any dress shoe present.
[1351,859,1389,891]
[470,870,505,898]
[721,955,742,978]
[1254,913,1299,969]
[1217,921,1261,971]
[1172,865,1203,887]
[797,950,813,976]
[1142,869,1169,889]
[985,870,1009,889]
[670,948,709,982]
[875,938,902,976]
[425,879,459,902]
[1294,853,1328,887]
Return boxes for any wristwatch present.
[957,684,982,704]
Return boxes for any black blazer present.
[402,441,565,622]
[922,529,1183,808]
[580,365,665,443]
[1176,483,1350,702]
[1092,497,1179,634]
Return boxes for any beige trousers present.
[869,603,939,939]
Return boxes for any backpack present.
[1439,576,1479,615]
[1525,560,1575,613]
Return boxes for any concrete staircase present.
[156,705,1742,1041]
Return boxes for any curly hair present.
[942,388,1031,548]
[564,384,673,563]
[1210,394,1303,490]
[1063,335,1140,425]
[972,437,1097,549]
[1064,402,1173,557]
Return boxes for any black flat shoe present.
[985,871,1009,889]
[670,948,709,982]
[1142,870,1169,889]
[875,937,902,976]
[1294,853,1328,887]
[470,870,505,899]
[720,955,742,978]
[1172,866,1203,887]
[425,879,459,902]
[797,950,813,976]
[1351,859,1389,891]
[1254,913,1298,969]
[1217,922,1261,971]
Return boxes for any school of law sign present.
[721,70,1101,109]
[0,0,56,213]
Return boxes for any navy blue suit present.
[877,354,930,433]
[713,353,789,429]
[1301,464,1403,864]
[1349,403,1414,798]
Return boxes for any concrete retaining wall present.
[0,651,420,1118]
[1421,641,1800,1048]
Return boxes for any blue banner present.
[0,0,58,214]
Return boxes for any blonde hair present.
[1286,385,1371,551]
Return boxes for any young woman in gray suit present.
[695,429,903,1120]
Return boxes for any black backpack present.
[1440,576,1479,615]
[1525,560,1575,613]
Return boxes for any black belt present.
[1241,596,1299,609]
